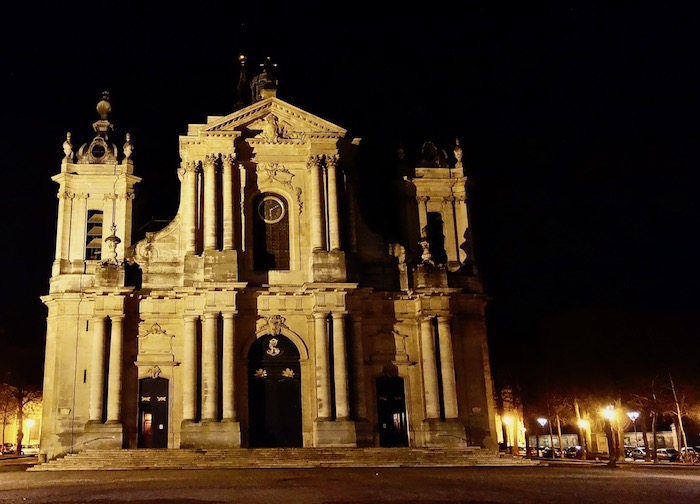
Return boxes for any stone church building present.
[39,57,497,460]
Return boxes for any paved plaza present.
[0,462,699,503]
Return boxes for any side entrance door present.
[138,377,169,448]
[376,375,409,447]
[248,334,302,447]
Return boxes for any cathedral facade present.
[39,59,497,460]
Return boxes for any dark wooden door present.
[138,377,169,448]
[376,375,409,447]
[248,335,302,447]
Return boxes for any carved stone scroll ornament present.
[148,365,162,379]
[256,162,295,188]
[138,323,174,355]
[256,314,287,336]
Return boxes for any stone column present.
[106,315,124,422]
[441,196,458,265]
[326,154,341,251]
[203,154,218,251]
[222,155,235,250]
[350,316,367,420]
[437,316,459,418]
[417,195,430,233]
[454,195,469,263]
[419,317,440,419]
[202,312,219,421]
[54,191,68,261]
[72,195,88,260]
[182,316,198,421]
[184,162,198,253]
[308,155,325,250]
[89,315,106,422]
[332,312,350,419]
[222,312,236,421]
[314,313,331,419]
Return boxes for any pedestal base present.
[314,419,357,447]
[81,421,124,450]
[180,420,241,449]
[416,419,468,448]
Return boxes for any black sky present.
[1,3,698,394]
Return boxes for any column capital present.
[222,153,235,167]
[203,153,218,170]
[325,153,339,169]
[312,311,330,320]
[307,154,323,170]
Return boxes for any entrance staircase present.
[29,447,539,471]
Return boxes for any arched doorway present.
[376,373,409,447]
[248,334,302,447]
[138,377,169,448]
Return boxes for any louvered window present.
[86,210,103,260]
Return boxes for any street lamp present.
[537,417,547,456]
[627,411,640,447]
[25,419,35,445]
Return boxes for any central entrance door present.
[248,334,302,447]
[138,377,169,448]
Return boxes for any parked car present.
[657,448,679,462]
[630,447,646,460]
[540,447,562,458]
[681,447,699,462]
[564,446,583,459]
[1,443,15,454]
[21,444,39,455]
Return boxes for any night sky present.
[1,4,698,400]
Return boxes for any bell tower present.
[50,92,141,292]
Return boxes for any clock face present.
[257,195,285,224]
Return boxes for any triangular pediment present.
[195,97,347,141]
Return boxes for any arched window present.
[253,193,290,270]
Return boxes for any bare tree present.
[0,383,18,448]
[9,386,42,455]
[668,373,691,461]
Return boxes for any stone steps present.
[30,448,539,471]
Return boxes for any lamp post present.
[537,417,548,457]
[627,411,640,448]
